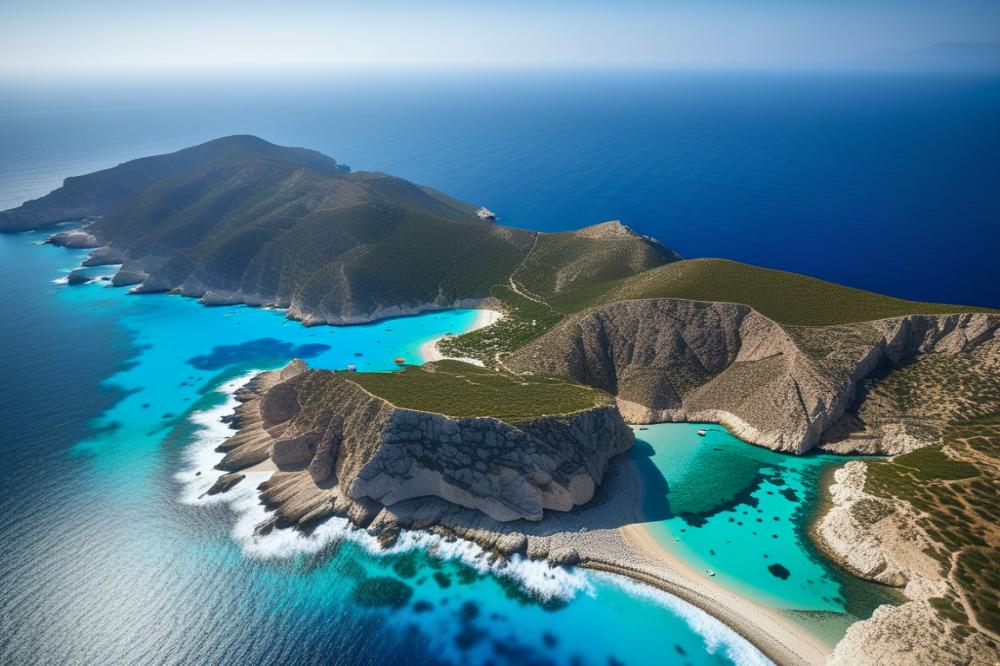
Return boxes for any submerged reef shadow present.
[186,338,331,370]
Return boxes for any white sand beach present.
[419,308,502,365]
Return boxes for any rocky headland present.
[217,360,633,526]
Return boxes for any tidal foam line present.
[594,572,774,666]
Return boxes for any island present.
[3,136,997,666]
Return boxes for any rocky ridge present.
[506,298,1000,454]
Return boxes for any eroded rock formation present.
[506,298,1000,454]
[217,360,633,528]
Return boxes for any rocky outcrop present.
[506,299,1000,454]
[831,599,999,666]
[48,229,101,249]
[816,462,935,587]
[65,269,93,285]
[820,462,999,666]
[217,360,633,525]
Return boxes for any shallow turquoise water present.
[631,423,897,642]
[0,231,768,666]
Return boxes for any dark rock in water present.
[205,472,245,496]
[768,563,791,580]
[66,269,93,285]
[459,601,480,622]
[454,624,486,650]
[391,553,419,579]
[779,487,799,502]
[351,577,413,608]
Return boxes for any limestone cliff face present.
[220,361,633,524]
[506,298,1000,453]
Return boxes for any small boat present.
[697,429,707,437]
[394,357,406,365]
[346,364,357,372]
[706,569,716,577]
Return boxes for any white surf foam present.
[175,370,266,504]
[177,370,594,602]
[593,572,774,666]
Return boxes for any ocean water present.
[0,230,768,666]
[1,71,998,306]
[632,424,898,644]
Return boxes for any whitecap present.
[592,572,774,666]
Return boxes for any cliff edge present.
[217,359,633,526]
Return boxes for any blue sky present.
[2,0,999,76]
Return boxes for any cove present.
[631,423,899,645]
[0,230,767,666]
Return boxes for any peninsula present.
[4,136,997,666]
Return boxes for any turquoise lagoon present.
[632,424,898,644]
[0,230,767,666]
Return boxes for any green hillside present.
[346,360,610,421]
[556,258,996,326]
[0,135,346,232]
[14,136,673,325]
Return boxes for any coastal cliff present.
[506,298,1000,454]
[217,360,633,526]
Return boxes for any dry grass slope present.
[346,360,611,422]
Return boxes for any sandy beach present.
[419,308,502,365]
[606,523,834,666]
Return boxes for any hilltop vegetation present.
[345,360,611,422]
[3,136,676,326]
[856,349,1000,638]
[556,258,996,326]
[442,257,995,366]
[0,135,346,232]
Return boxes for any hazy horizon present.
[3,0,1000,78]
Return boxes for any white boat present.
[706,569,716,577]
[697,428,707,436]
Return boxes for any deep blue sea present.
[2,71,998,306]
[0,71,993,665]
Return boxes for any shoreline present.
[199,361,837,666]
[418,308,502,365]
[611,522,832,666]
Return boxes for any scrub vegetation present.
[346,360,610,422]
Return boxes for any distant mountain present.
[0,135,348,232]
[2,136,677,324]
[864,41,1000,70]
